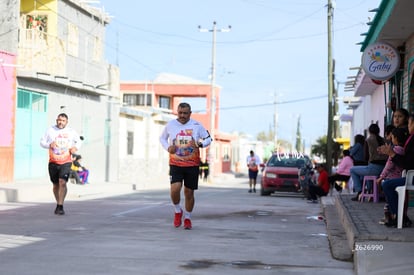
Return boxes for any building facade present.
[0,0,120,183]
[345,0,414,140]
[119,73,235,183]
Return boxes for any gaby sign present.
[361,42,400,81]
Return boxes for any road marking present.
[112,202,167,217]
[0,234,44,252]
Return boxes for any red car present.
[260,153,311,196]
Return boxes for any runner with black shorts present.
[40,113,81,215]
[160,103,212,230]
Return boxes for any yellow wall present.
[21,0,57,36]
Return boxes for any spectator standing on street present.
[307,163,329,203]
[201,160,209,182]
[40,113,81,215]
[247,150,261,193]
[159,103,212,230]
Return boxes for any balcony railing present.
[18,28,66,76]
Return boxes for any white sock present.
[174,204,182,213]
[184,211,191,220]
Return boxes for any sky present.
[95,0,382,146]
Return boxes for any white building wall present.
[352,84,386,138]
[118,110,171,186]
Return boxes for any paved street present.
[0,177,353,275]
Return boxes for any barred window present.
[159,96,171,109]
[123,94,152,106]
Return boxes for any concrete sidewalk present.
[322,193,414,275]
[0,173,242,203]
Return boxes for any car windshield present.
[267,155,308,168]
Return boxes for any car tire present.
[260,185,271,196]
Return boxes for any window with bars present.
[159,96,171,109]
[123,94,152,107]
[17,89,47,112]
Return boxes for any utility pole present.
[273,92,278,152]
[326,0,334,174]
[199,22,231,179]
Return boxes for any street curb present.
[324,202,353,262]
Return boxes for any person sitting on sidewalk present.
[70,154,82,184]
[328,149,353,193]
[307,163,329,203]
[379,112,414,228]
[350,124,388,201]
[71,155,90,184]
[377,127,409,226]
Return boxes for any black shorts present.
[169,165,199,190]
[48,162,72,184]
[248,169,259,179]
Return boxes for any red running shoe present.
[174,210,183,227]
[183,218,192,230]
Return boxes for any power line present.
[193,94,327,112]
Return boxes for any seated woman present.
[350,124,388,201]
[72,155,90,184]
[328,149,353,192]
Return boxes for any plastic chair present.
[396,170,414,229]
[359,175,379,202]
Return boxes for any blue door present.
[14,89,48,179]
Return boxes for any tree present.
[295,115,302,152]
[311,135,341,165]
[256,130,274,142]
[311,135,327,160]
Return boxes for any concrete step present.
[326,194,414,275]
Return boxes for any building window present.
[26,14,48,32]
[93,36,102,62]
[127,131,134,155]
[17,89,47,112]
[67,23,79,57]
[159,96,171,109]
[123,94,152,107]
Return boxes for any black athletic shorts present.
[169,165,199,190]
[48,162,72,184]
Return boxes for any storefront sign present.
[361,42,400,81]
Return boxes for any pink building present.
[0,51,17,182]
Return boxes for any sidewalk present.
[321,193,414,275]
[0,173,242,203]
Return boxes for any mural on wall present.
[0,51,16,147]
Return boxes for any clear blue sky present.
[97,0,381,146]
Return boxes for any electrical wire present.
[193,94,327,113]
